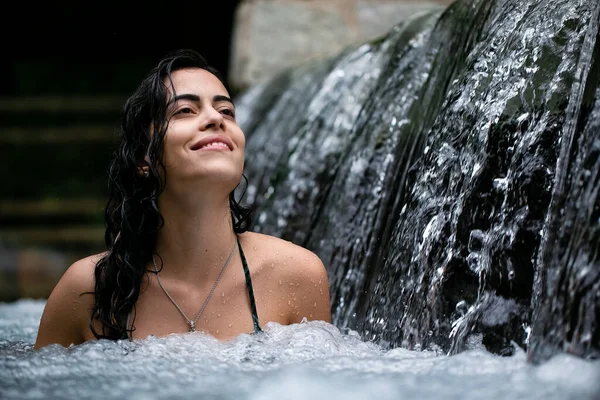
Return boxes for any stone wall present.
[229,0,455,92]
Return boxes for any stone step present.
[0,95,126,113]
[0,125,118,143]
[0,225,105,247]
[0,198,106,217]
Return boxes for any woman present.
[34,49,331,349]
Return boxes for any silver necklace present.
[152,236,237,332]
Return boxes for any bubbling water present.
[1,299,599,400]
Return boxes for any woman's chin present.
[178,170,242,190]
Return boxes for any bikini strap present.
[237,236,262,333]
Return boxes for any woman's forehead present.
[167,68,229,97]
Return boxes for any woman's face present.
[161,68,245,192]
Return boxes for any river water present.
[1,299,598,399]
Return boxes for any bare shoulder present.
[64,253,102,284]
[240,232,331,324]
[242,232,326,277]
[51,253,102,296]
[33,253,104,350]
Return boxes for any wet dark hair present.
[90,49,252,340]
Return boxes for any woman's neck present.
[154,191,238,283]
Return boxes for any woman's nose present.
[200,107,224,131]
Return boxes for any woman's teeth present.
[200,142,228,149]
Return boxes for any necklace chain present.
[152,236,237,332]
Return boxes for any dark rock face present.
[235,0,600,363]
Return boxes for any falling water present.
[239,0,600,362]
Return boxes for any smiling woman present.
[33,49,331,349]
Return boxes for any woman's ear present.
[137,165,150,178]
[137,155,151,178]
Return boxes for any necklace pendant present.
[189,321,196,332]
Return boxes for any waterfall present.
[235,0,600,363]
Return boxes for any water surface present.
[1,300,598,400]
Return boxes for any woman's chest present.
[125,270,291,341]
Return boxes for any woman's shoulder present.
[240,231,325,273]
[33,252,105,349]
[59,252,105,290]
[48,251,106,308]
[239,231,331,323]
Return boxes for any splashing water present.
[238,0,600,361]
[1,300,599,399]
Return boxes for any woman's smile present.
[190,134,234,151]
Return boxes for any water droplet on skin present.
[217,313,221,318]
[216,329,219,334]
[228,324,232,328]
[253,246,257,251]
[268,289,273,293]
[313,302,317,307]
[279,280,282,285]
[271,263,275,268]
[221,292,225,297]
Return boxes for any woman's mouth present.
[197,142,230,150]
[191,135,233,151]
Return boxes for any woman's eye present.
[174,107,193,115]
[220,108,236,118]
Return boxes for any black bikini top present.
[238,237,262,334]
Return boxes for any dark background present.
[3,0,242,95]
[0,1,245,300]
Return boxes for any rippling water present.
[1,300,598,400]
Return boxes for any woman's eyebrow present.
[168,93,200,106]
[213,95,235,106]
[168,94,234,106]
